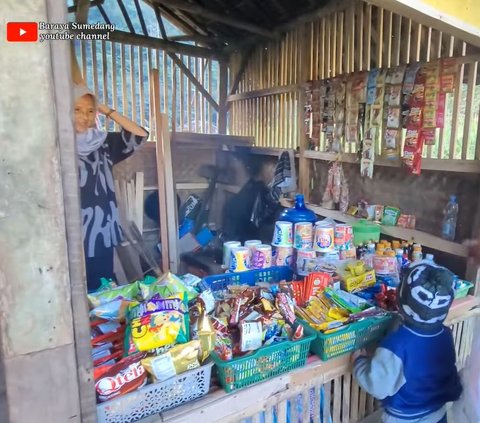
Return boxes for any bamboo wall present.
[75,40,221,138]
[229,1,480,164]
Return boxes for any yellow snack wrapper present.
[141,340,201,382]
[130,294,189,352]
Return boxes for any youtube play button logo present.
[7,22,38,42]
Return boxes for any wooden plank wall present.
[229,1,480,164]
[75,40,221,139]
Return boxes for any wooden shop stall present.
[2,0,480,422]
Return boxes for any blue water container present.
[279,194,317,224]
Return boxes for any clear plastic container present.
[442,195,458,241]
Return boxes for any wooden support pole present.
[75,0,91,23]
[219,61,228,134]
[151,69,170,272]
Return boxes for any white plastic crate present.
[97,361,214,423]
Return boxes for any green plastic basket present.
[211,325,316,393]
[454,281,474,299]
[304,314,392,361]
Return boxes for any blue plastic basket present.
[201,266,293,298]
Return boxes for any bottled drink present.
[442,196,459,241]
[412,244,423,262]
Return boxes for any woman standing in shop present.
[74,84,148,292]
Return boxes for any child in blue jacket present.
[352,260,462,423]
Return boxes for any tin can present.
[250,244,272,269]
[273,246,294,267]
[314,222,335,253]
[334,224,353,248]
[244,240,262,261]
[294,222,313,250]
[229,247,250,272]
[272,221,293,247]
[223,241,241,269]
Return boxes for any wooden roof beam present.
[156,0,276,39]
[72,28,226,59]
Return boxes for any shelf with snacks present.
[302,151,480,174]
[279,198,469,258]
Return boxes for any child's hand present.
[351,348,367,364]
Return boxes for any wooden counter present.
[154,296,480,423]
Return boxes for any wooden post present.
[0,0,93,421]
[219,61,228,134]
[152,68,171,272]
[298,23,310,200]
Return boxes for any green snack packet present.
[88,281,140,309]
[140,272,198,302]
[382,206,401,226]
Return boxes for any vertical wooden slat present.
[302,390,310,423]
[386,11,393,68]
[331,13,337,77]
[265,407,274,423]
[366,394,375,415]
[130,45,137,122]
[81,40,87,81]
[475,105,480,160]
[324,381,332,423]
[350,381,360,423]
[326,17,331,78]
[171,62,177,131]
[313,385,321,423]
[413,23,422,62]
[342,375,351,423]
[138,47,145,129]
[277,400,287,423]
[121,44,128,120]
[111,42,119,132]
[404,19,412,64]
[426,27,433,61]
[463,61,477,159]
[358,388,367,420]
[450,61,465,159]
[179,55,184,131]
[377,7,384,68]
[101,40,108,109]
[357,2,364,72]
[333,377,342,423]
[350,5,355,72]
[92,41,99,95]
[187,57,192,132]
[163,51,168,116]
[290,396,299,423]
[393,15,402,66]
[321,18,326,79]
[208,59,213,133]
[365,4,372,70]
[337,12,344,75]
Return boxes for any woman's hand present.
[97,103,111,115]
[351,348,367,365]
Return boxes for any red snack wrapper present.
[95,353,147,403]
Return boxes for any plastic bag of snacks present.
[88,282,140,308]
[129,294,190,352]
[141,340,204,382]
[139,272,198,302]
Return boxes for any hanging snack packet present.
[141,340,202,383]
[130,294,189,352]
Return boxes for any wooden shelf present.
[280,198,468,258]
[303,151,480,174]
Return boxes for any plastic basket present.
[201,266,293,298]
[304,314,392,361]
[212,325,315,393]
[96,361,214,423]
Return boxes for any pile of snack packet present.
[88,274,215,404]
[295,286,388,334]
[207,282,304,361]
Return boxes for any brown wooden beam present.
[67,0,103,14]
[229,46,254,97]
[72,28,225,59]
[168,53,220,111]
[75,0,91,23]
[156,0,276,39]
